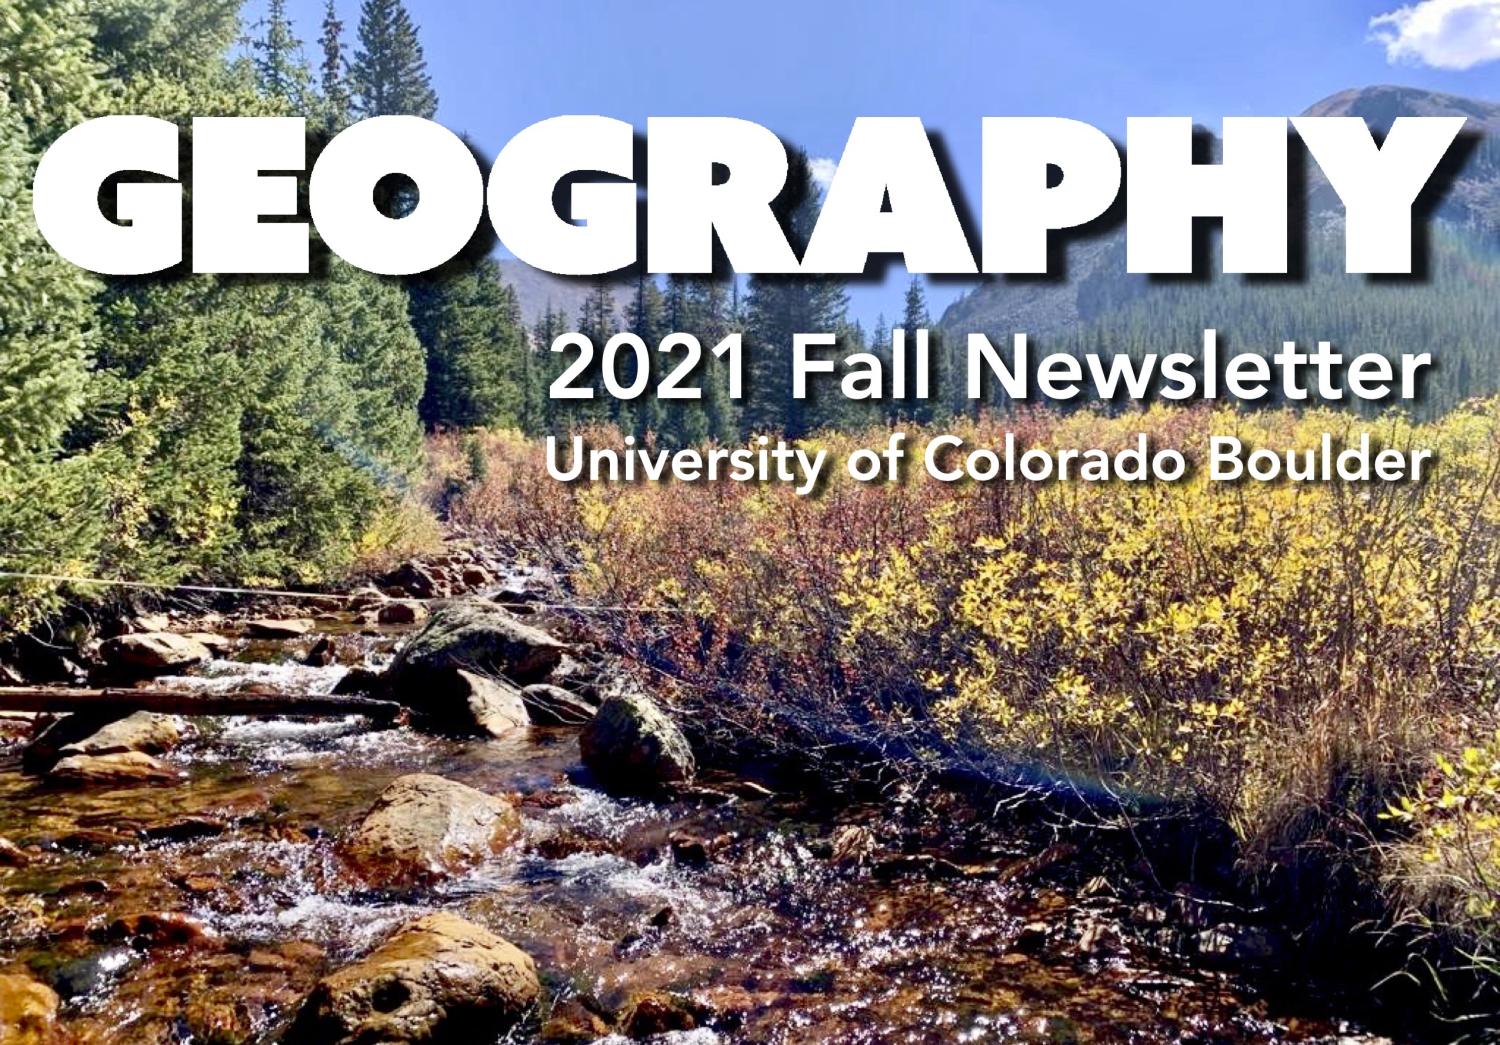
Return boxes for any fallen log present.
[0,686,403,723]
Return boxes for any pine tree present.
[410,259,526,430]
[349,0,437,118]
[317,0,350,130]
[743,152,850,437]
[626,275,667,439]
[250,0,309,106]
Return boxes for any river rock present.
[337,774,522,889]
[97,632,211,678]
[454,671,530,737]
[381,599,568,731]
[376,600,427,625]
[24,712,186,774]
[579,688,696,793]
[285,913,538,1044]
[48,751,183,787]
[243,617,313,639]
[0,974,59,1043]
[521,684,596,726]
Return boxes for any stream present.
[0,610,1387,1043]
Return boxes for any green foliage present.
[411,259,527,430]
[0,0,102,138]
[317,0,350,131]
[349,0,437,119]
[0,92,100,624]
[249,0,311,107]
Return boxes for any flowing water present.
[0,620,1383,1043]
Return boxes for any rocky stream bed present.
[0,550,1394,1043]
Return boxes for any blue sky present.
[257,0,1500,324]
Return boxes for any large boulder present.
[336,774,522,889]
[284,913,538,1044]
[0,973,59,1044]
[97,632,211,678]
[579,689,696,794]
[381,600,568,732]
[24,712,186,774]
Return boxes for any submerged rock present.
[617,991,705,1037]
[25,712,185,774]
[521,684,596,726]
[540,999,611,1043]
[285,912,539,1044]
[0,973,59,1043]
[580,689,696,794]
[381,599,569,733]
[336,773,522,889]
[97,632,211,678]
[48,751,183,788]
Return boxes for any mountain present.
[496,258,629,330]
[937,85,1500,345]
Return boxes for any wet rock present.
[1076,916,1128,957]
[0,973,59,1043]
[540,999,611,1043]
[285,912,538,1044]
[461,566,493,589]
[549,655,603,704]
[141,816,227,843]
[0,837,30,868]
[381,562,446,600]
[51,947,134,1001]
[1014,922,1051,954]
[244,617,313,639]
[872,852,968,881]
[181,631,234,655]
[331,666,382,696]
[579,688,695,794]
[347,586,389,610]
[520,683,595,726]
[105,911,213,947]
[453,670,530,737]
[381,599,569,731]
[1196,923,1280,965]
[25,711,185,774]
[376,600,428,626]
[59,711,185,760]
[668,831,711,868]
[336,773,522,889]
[827,824,877,867]
[97,631,211,678]
[616,991,704,1037]
[48,751,183,788]
[304,636,338,667]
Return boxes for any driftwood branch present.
[0,686,403,723]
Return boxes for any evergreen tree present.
[743,152,851,437]
[0,90,101,625]
[410,259,526,430]
[574,278,618,425]
[250,0,309,106]
[317,0,350,130]
[349,0,437,118]
[626,275,667,439]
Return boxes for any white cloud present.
[1369,0,1500,70]
[808,156,838,192]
